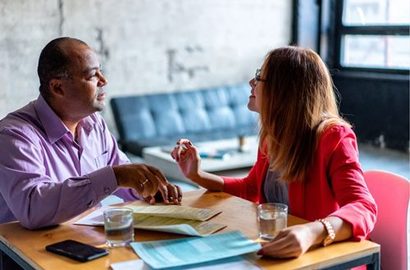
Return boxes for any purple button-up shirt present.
[0,95,139,229]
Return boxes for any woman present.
[171,46,377,258]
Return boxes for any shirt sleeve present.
[0,127,118,229]
[326,129,378,240]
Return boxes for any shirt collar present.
[34,95,96,144]
[78,116,95,134]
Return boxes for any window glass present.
[341,35,410,69]
[343,0,410,25]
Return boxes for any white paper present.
[110,257,261,270]
[74,207,106,226]
[110,259,148,270]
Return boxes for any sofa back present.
[110,84,258,156]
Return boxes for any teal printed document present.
[130,231,261,269]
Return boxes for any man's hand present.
[112,164,182,204]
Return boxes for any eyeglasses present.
[254,69,266,82]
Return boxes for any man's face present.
[60,44,107,118]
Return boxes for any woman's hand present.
[257,224,319,258]
[258,217,353,258]
[171,139,201,179]
[170,139,224,191]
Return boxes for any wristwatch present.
[317,218,336,246]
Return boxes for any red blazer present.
[223,125,377,240]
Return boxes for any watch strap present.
[317,218,336,246]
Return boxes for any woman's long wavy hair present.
[259,46,350,182]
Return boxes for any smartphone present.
[45,239,109,262]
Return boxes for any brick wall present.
[0,0,292,132]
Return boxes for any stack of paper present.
[75,205,225,237]
[130,231,261,269]
[128,205,225,236]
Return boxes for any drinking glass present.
[257,203,288,241]
[103,208,134,247]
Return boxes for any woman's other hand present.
[257,224,319,258]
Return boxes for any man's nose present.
[98,72,108,87]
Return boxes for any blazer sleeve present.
[222,147,269,203]
[326,127,377,240]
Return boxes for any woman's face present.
[247,63,267,113]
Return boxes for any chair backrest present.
[364,170,410,270]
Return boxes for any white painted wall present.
[0,0,292,132]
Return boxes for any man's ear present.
[49,79,65,97]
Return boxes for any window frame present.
[334,0,410,75]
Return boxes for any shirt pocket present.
[94,150,109,168]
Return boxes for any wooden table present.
[0,190,380,270]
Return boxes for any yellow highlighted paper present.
[127,205,221,221]
[74,205,225,237]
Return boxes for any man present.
[0,37,182,229]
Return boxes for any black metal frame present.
[333,0,410,75]
[0,243,35,270]
[291,0,299,45]
[324,253,380,270]
[291,0,323,52]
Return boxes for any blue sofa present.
[110,84,258,156]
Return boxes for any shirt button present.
[104,186,111,195]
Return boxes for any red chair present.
[364,170,409,270]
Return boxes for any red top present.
[223,125,377,240]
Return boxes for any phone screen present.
[45,239,108,262]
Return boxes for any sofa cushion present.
[111,84,258,156]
